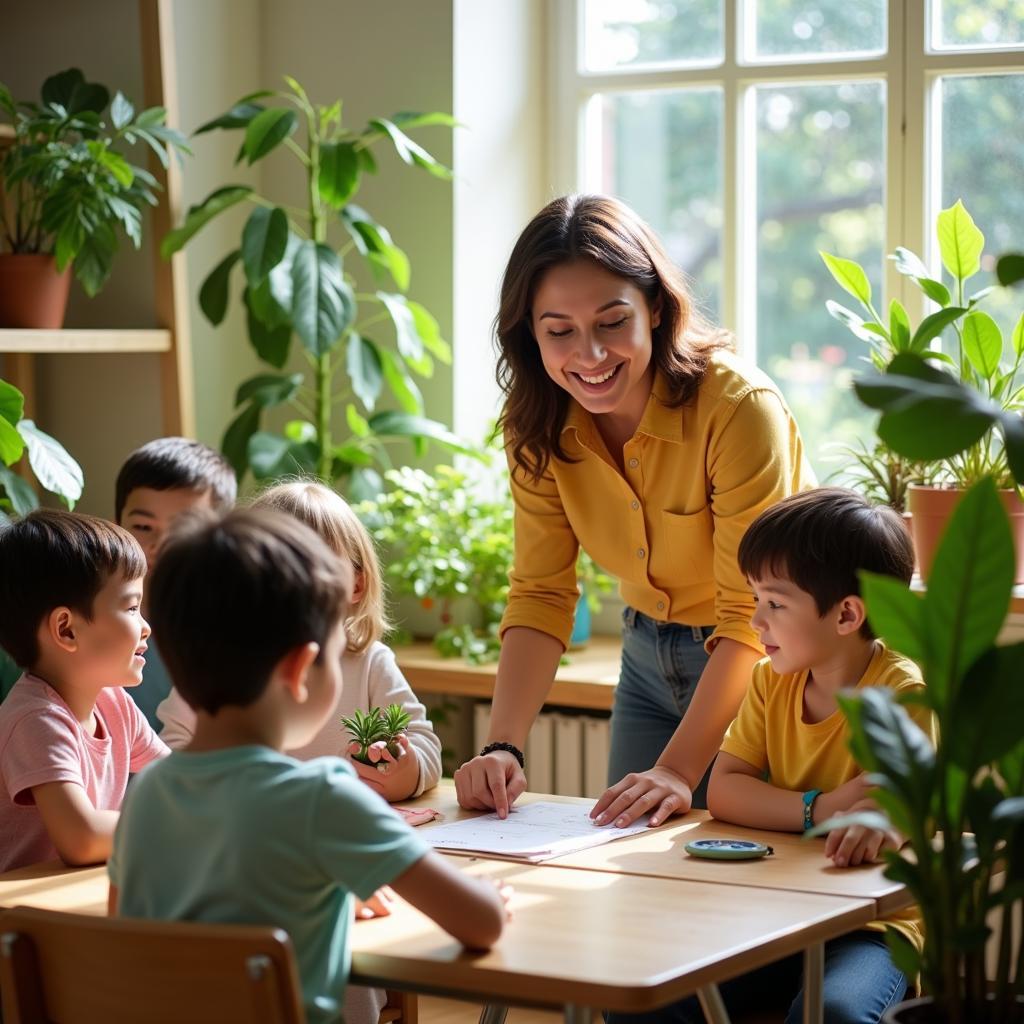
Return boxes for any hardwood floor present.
[420,996,562,1024]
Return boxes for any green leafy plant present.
[357,444,613,664]
[162,76,473,497]
[811,477,1024,1024]
[822,199,1024,490]
[0,67,188,296]
[826,439,941,515]
[0,377,83,518]
[341,704,411,766]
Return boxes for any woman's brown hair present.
[495,194,732,481]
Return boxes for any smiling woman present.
[453,194,815,828]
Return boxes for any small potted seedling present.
[341,704,412,772]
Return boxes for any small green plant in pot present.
[163,76,474,499]
[342,704,411,769]
[822,199,1024,580]
[0,68,188,327]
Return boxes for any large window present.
[553,1,1024,475]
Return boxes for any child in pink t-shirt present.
[0,510,168,871]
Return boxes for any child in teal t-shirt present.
[109,509,509,1024]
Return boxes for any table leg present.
[802,942,824,1024]
[696,985,731,1024]
[478,1005,508,1024]
[563,1004,595,1024]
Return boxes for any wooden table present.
[0,856,873,1024]
[404,784,911,915]
[395,639,621,712]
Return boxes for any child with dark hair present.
[109,508,508,1024]
[0,510,167,871]
[114,436,237,730]
[609,488,935,1024]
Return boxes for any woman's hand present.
[454,750,527,818]
[590,765,693,828]
[350,734,421,802]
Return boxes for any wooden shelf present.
[396,636,621,712]
[912,575,1024,615]
[0,329,171,353]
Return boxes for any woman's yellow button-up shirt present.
[501,350,815,654]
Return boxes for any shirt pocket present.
[659,506,715,584]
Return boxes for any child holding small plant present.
[156,480,441,800]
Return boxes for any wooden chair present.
[0,906,305,1024]
[379,990,418,1024]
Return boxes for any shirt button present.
[637,548,646,559]
[657,600,666,612]
[631,500,640,511]
[628,457,639,469]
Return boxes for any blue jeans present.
[607,608,715,807]
[605,930,908,1024]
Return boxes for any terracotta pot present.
[908,485,1024,585]
[0,253,72,328]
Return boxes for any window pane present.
[933,0,1024,50]
[591,88,724,320]
[583,0,723,71]
[755,81,885,475]
[940,75,1024,342]
[749,0,887,61]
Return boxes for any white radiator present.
[473,703,611,798]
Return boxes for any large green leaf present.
[341,206,410,291]
[366,117,452,179]
[0,464,38,516]
[290,242,355,356]
[161,186,253,258]
[241,206,289,285]
[961,311,1003,380]
[347,467,385,503]
[923,478,1014,704]
[996,253,1024,288]
[198,250,240,326]
[0,380,25,429]
[367,411,477,456]
[820,251,872,308]
[826,300,884,344]
[244,288,292,368]
[194,100,267,135]
[248,432,317,480]
[243,108,298,164]
[319,142,360,209]
[388,111,459,130]
[936,199,984,283]
[378,347,424,414]
[909,307,968,350]
[860,572,927,665]
[377,292,423,362]
[0,417,25,466]
[235,372,303,408]
[347,334,384,412]
[111,92,135,129]
[73,221,116,297]
[889,300,910,352]
[948,642,1024,771]
[221,401,262,478]
[16,420,83,509]
[41,68,108,115]
[408,301,452,362]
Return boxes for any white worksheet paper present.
[423,801,652,862]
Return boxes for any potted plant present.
[0,68,188,327]
[812,476,1024,1024]
[341,704,411,769]
[821,200,1024,580]
[357,443,613,664]
[162,76,474,499]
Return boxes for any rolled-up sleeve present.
[706,389,813,655]
[500,453,580,649]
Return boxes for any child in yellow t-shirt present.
[608,488,933,1024]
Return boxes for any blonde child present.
[0,511,167,870]
[156,480,441,801]
[109,509,507,1024]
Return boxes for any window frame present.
[550,1,1023,361]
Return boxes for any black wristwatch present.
[479,741,525,770]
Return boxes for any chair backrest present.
[0,906,306,1024]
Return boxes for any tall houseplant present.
[162,77,472,498]
[822,200,1024,578]
[0,68,188,326]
